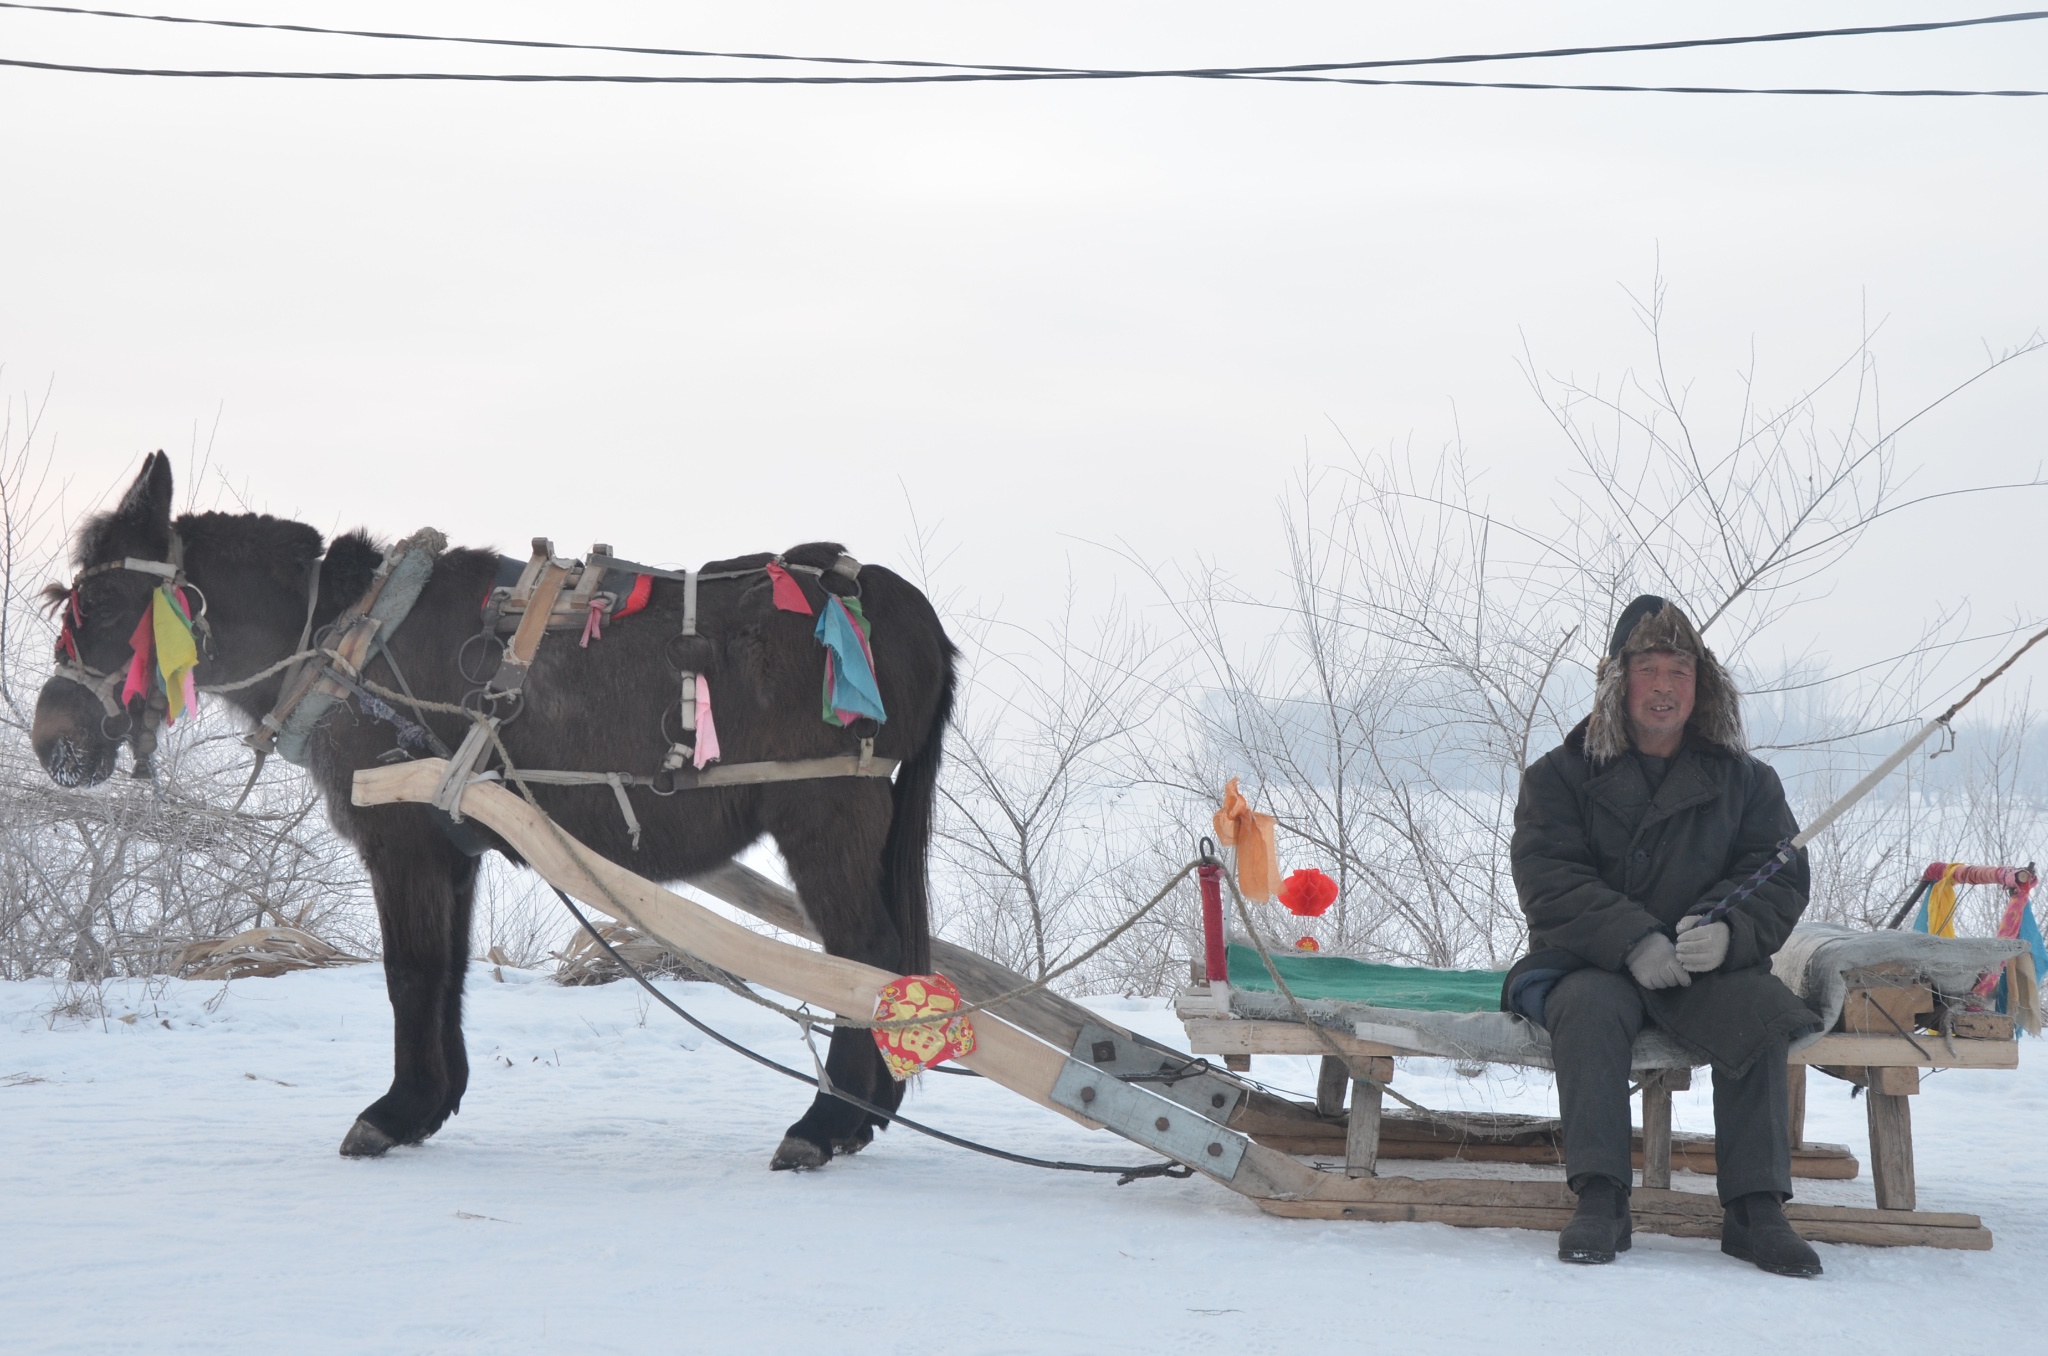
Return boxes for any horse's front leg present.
[340,819,477,1157]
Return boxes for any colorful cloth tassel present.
[871,973,976,1081]
[766,561,813,615]
[152,586,201,724]
[815,595,887,727]
[120,610,153,708]
[1213,777,1280,903]
[1913,863,1966,937]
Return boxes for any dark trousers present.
[1547,966,1792,1203]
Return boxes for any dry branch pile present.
[175,926,367,981]
[551,922,712,987]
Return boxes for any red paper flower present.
[1279,867,1338,918]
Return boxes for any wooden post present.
[1638,1068,1688,1190]
[1786,1061,1808,1152]
[1345,1057,1394,1179]
[1316,1056,1350,1119]
[1223,1054,1252,1073]
[1867,1090,1917,1211]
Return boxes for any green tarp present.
[1226,943,1509,1014]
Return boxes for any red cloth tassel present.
[766,561,813,615]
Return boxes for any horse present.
[31,452,956,1170]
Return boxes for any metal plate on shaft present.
[1069,1023,1246,1123]
[1049,1057,1248,1182]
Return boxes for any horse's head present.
[33,452,180,787]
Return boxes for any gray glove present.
[1625,932,1691,990]
[1675,915,1730,973]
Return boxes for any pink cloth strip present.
[693,676,721,769]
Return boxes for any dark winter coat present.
[1501,719,1822,1075]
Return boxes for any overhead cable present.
[1,55,2044,96]
[1,2,2046,90]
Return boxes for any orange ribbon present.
[1213,777,1280,903]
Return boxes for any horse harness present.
[49,528,898,837]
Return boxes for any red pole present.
[1199,857,1228,987]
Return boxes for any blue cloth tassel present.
[815,596,887,726]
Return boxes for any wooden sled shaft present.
[352,762,1328,1201]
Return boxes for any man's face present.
[1625,650,1696,751]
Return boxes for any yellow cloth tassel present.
[152,587,199,724]
[1924,862,1965,938]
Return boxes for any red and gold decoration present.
[871,973,977,1080]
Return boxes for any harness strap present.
[487,558,571,697]
[254,527,447,765]
[52,658,127,718]
[431,719,499,823]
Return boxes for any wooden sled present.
[352,761,1995,1251]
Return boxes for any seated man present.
[1503,595,1824,1277]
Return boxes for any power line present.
[3,53,2043,95]
[1,2,2045,85]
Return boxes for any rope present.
[550,886,1189,1183]
[194,646,322,694]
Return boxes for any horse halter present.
[48,533,207,730]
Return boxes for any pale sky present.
[4,2,2045,694]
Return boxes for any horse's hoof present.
[770,1134,829,1171]
[339,1117,398,1158]
[832,1124,875,1157]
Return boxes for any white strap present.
[682,569,699,637]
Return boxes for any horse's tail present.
[880,632,955,976]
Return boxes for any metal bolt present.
[1210,1092,1226,1108]
[1207,1142,1223,1157]
[1079,1085,1097,1105]
[1154,1116,1171,1131]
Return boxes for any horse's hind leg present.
[767,796,907,1171]
[340,821,476,1158]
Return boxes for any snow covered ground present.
[2,962,2039,1355]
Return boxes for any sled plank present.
[1793,1033,2016,1069]
[1258,1179,1990,1249]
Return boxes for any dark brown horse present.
[32,453,956,1169]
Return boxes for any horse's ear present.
[115,451,175,526]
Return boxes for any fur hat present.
[1583,595,1744,762]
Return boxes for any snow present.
[2,965,2040,1354]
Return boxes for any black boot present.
[1558,1176,1632,1264]
[1722,1192,1823,1277]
